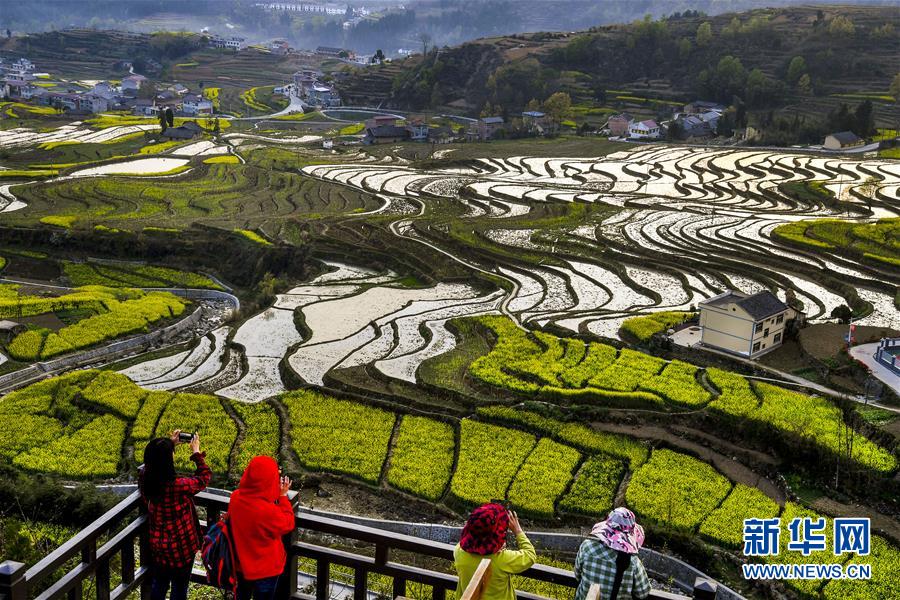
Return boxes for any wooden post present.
[692,577,717,600]
[0,561,27,600]
[459,558,492,600]
[315,560,329,600]
[138,504,152,600]
[276,497,299,600]
[585,583,602,600]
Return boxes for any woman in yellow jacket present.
[454,503,536,600]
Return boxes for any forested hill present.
[337,5,900,125]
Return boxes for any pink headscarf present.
[590,507,645,554]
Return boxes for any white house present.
[181,94,213,116]
[121,74,147,92]
[824,131,864,150]
[698,290,795,358]
[91,81,120,101]
[307,84,339,107]
[210,36,246,50]
[628,119,661,139]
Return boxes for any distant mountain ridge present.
[336,4,900,129]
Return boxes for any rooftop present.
[701,290,789,320]
[828,131,862,144]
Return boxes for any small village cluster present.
[0,55,214,117]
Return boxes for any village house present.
[316,46,353,59]
[90,81,119,101]
[181,93,213,116]
[468,116,505,141]
[406,119,430,142]
[3,58,36,81]
[131,99,159,116]
[209,36,246,50]
[270,39,291,55]
[169,83,189,96]
[683,100,726,115]
[430,125,456,144]
[824,131,865,150]
[606,113,633,137]
[698,290,795,358]
[121,74,147,93]
[363,123,409,144]
[628,119,661,139]
[3,79,37,100]
[307,84,340,107]
[161,121,203,140]
[522,110,548,135]
[292,69,320,95]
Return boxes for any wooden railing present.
[0,491,715,600]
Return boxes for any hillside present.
[338,4,900,128]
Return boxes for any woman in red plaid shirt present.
[139,431,212,600]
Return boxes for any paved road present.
[671,329,900,414]
[849,342,900,396]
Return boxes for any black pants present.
[237,575,279,600]
[150,563,192,600]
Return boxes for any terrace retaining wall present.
[0,306,202,393]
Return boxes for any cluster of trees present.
[748,99,878,146]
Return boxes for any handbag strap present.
[609,550,632,599]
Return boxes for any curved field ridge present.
[301,146,900,332]
[2,366,899,592]
[466,316,897,473]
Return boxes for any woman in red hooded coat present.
[229,456,296,600]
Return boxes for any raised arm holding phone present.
[139,431,211,600]
[229,456,297,600]
[453,503,537,600]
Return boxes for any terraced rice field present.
[302,145,900,334]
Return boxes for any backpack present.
[202,514,239,595]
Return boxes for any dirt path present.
[811,497,900,544]
[592,422,786,505]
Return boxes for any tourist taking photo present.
[139,431,211,600]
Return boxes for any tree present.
[797,74,812,95]
[165,107,174,129]
[786,56,806,85]
[372,49,385,64]
[854,100,875,137]
[525,98,541,112]
[158,110,168,133]
[831,305,852,324]
[480,101,495,118]
[542,91,572,129]
[418,32,432,55]
[828,15,855,36]
[696,21,712,46]
[678,37,692,60]
[5,29,10,39]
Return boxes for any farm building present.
[522,110,548,134]
[606,113,633,137]
[628,119,661,139]
[698,290,794,358]
[824,131,865,150]
[209,36,246,50]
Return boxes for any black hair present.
[141,438,176,500]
